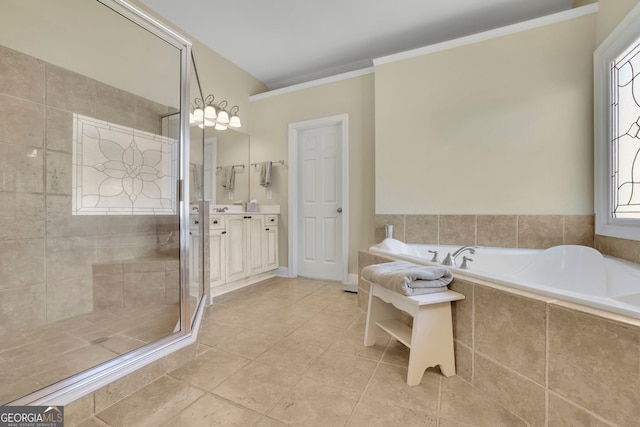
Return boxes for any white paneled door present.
[297,123,343,280]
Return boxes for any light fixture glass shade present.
[204,105,217,120]
[198,119,215,129]
[193,108,204,120]
[214,122,228,130]
[217,109,230,124]
[229,115,241,128]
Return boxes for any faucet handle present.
[427,250,440,263]
[442,253,454,266]
[460,256,473,270]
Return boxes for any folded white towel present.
[361,261,453,296]
[259,161,272,187]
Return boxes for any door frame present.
[288,114,349,284]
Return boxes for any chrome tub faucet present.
[442,246,477,268]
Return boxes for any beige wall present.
[130,1,267,133]
[0,0,268,128]
[249,75,375,274]
[596,0,640,44]
[375,12,597,215]
[0,0,181,108]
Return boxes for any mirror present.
[203,127,250,207]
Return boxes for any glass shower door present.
[0,0,195,404]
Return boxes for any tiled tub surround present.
[359,249,640,426]
[374,214,596,250]
[376,212,640,273]
[370,240,640,320]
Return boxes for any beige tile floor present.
[0,304,180,404]
[78,277,526,427]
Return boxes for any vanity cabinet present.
[210,213,279,298]
[263,215,279,272]
[226,214,264,281]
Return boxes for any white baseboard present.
[275,267,358,292]
[276,266,289,277]
[341,274,358,293]
[210,271,276,302]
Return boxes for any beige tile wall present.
[0,43,177,334]
[595,234,640,264]
[92,259,180,310]
[358,250,640,426]
[375,214,595,249]
[376,214,640,265]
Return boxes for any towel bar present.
[250,160,285,167]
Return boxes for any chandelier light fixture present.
[229,106,242,128]
[189,94,241,130]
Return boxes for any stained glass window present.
[612,35,640,218]
[72,114,178,215]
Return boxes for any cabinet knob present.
[194,220,199,224]
[213,220,218,224]
[221,231,227,235]
[337,208,342,213]
[265,228,270,231]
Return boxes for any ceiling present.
[140,0,576,90]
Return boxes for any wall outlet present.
[266,189,273,200]
[227,191,234,200]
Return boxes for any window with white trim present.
[595,2,640,240]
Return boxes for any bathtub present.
[369,238,640,320]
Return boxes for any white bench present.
[363,279,465,386]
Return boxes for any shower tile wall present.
[0,44,175,335]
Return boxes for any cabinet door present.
[247,216,264,276]
[209,229,226,288]
[263,226,278,272]
[226,215,247,282]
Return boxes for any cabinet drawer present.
[264,215,278,226]
[210,215,225,230]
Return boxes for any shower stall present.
[0,0,205,404]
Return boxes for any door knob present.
[337,208,342,213]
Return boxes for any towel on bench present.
[361,261,453,296]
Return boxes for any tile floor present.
[0,304,180,404]
[75,277,526,426]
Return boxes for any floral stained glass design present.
[612,35,640,218]
[72,114,178,215]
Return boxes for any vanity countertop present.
[190,204,280,215]
[209,211,280,215]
